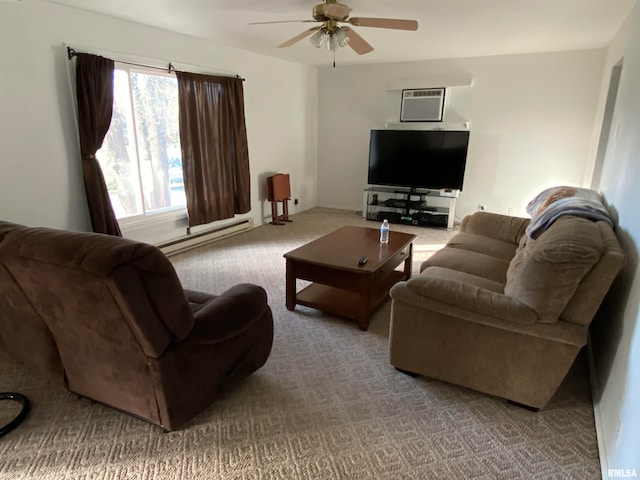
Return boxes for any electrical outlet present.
[478,204,487,211]
[294,198,299,205]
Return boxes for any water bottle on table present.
[380,219,389,244]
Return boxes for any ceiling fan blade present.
[347,17,419,31]
[278,26,322,48]
[343,27,374,55]
[249,20,318,25]
[324,3,352,19]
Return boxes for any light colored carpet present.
[0,208,601,479]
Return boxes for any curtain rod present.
[66,47,245,81]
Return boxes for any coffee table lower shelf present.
[294,270,406,324]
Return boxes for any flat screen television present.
[367,129,469,191]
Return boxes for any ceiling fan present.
[251,0,418,61]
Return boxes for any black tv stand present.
[363,186,458,230]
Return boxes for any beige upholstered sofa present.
[0,221,273,430]
[389,198,624,409]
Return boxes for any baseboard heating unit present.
[158,218,253,256]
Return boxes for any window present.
[97,64,185,221]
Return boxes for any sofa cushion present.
[445,232,519,261]
[504,216,602,323]
[406,267,537,325]
[185,289,217,315]
[460,211,530,244]
[421,247,510,284]
[418,266,505,293]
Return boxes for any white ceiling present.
[47,0,636,66]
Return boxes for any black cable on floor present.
[0,392,30,437]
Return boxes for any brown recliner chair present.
[0,221,273,431]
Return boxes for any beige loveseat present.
[389,198,624,409]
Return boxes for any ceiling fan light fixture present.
[325,33,338,51]
[335,27,350,47]
[309,28,326,48]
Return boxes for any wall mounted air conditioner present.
[400,88,445,122]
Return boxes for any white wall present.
[589,1,640,476]
[0,0,318,242]
[317,50,605,220]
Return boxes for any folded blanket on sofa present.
[525,186,613,239]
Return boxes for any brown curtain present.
[176,72,251,228]
[75,53,121,236]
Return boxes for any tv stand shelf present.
[363,186,457,230]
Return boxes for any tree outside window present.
[98,66,185,220]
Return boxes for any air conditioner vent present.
[404,90,441,98]
[400,88,445,122]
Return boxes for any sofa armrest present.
[460,211,530,245]
[400,274,537,325]
[187,284,269,345]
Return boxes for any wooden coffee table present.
[284,226,416,331]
